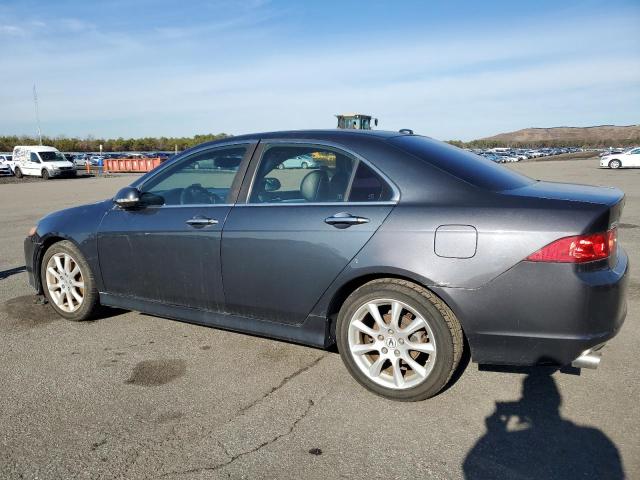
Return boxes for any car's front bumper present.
[436,247,629,366]
[24,234,43,293]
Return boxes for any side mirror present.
[264,177,281,192]
[114,186,141,209]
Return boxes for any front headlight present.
[28,226,37,236]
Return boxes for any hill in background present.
[470,125,640,147]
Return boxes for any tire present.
[336,279,463,401]
[42,169,50,180]
[40,240,101,321]
[301,162,309,169]
[277,163,285,169]
[609,159,622,169]
[14,167,22,178]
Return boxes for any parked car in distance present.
[600,147,640,169]
[12,146,76,179]
[24,130,628,401]
[277,153,318,169]
[0,154,13,176]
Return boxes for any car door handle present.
[186,216,218,227]
[324,212,370,228]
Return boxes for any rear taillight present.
[526,228,617,263]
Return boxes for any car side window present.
[348,161,394,202]
[141,145,247,206]
[249,145,356,204]
[30,152,40,163]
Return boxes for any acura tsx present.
[24,130,629,401]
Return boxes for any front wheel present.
[42,169,50,180]
[336,279,463,401]
[609,159,622,169]
[14,167,22,178]
[301,162,309,169]
[41,240,101,321]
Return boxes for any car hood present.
[45,161,74,168]
[507,180,624,207]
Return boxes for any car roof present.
[207,129,406,144]
[13,145,60,152]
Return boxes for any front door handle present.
[324,212,370,229]
[186,216,218,227]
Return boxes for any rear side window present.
[389,135,534,191]
[348,162,394,202]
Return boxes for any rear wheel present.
[14,167,22,178]
[42,169,50,180]
[301,161,309,169]
[41,240,100,321]
[609,159,622,169]
[336,279,463,401]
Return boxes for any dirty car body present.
[24,130,628,395]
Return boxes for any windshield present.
[389,135,535,191]
[39,151,68,162]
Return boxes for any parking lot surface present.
[0,161,638,479]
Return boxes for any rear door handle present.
[186,216,218,227]
[324,212,370,229]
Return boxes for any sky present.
[0,0,639,141]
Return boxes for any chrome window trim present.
[234,201,397,207]
[245,139,400,205]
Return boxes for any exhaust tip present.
[571,349,602,370]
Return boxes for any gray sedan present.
[24,130,628,401]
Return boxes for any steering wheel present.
[180,184,221,205]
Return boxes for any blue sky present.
[0,0,638,140]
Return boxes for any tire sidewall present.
[40,240,98,321]
[337,283,456,401]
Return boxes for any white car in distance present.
[600,147,640,169]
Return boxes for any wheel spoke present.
[69,265,81,277]
[391,358,404,387]
[402,354,427,378]
[352,320,377,339]
[406,340,435,354]
[70,287,83,304]
[47,267,61,279]
[51,290,63,306]
[72,280,84,288]
[390,301,402,330]
[366,303,386,330]
[63,254,72,273]
[351,343,378,355]
[368,357,385,377]
[402,317,426,335]
[54,255,64,273]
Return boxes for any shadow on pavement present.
[463,370,624,479]
[0,266,26,280]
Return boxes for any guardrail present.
[103,157,164,173]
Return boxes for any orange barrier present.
[104,157,164,173]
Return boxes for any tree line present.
[1,133,637,153]
[0,133,229,152]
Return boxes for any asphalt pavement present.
[0,161,638,479]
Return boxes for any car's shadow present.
[463,369,624,479]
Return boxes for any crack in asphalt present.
[161,396,324,478]
[235,354,327,416]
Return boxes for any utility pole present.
[33,84,43,145]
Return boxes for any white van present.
[11,146,76,179]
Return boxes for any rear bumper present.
[436,247,629,366]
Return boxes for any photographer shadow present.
[463,370,624,479]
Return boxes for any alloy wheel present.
[45,252,85,312]
[347,299,437,390]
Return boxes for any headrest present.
[300,169,329,202]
